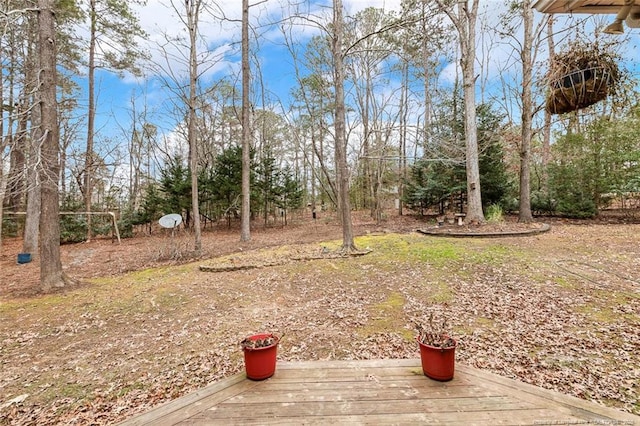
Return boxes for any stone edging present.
[417,223,551,238]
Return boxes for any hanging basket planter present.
[545,41,621,115]
[546,66,614,114]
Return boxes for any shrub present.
[60,214,87,244]
[485,204,504,223]
[2,216,19,237]
[531,191,557,216]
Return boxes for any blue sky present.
[81,0,640,149]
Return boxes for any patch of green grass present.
[0,269,195,325]
[575,303,639,324]
[571,290,639,334]
[30,379,91,406]
[467,244,517,264]
[319,240,342,251]
[0,300,23,317]
[358,292,413,340]
[0,291,99,322]
[427,281,453,303]
[574,305,615,323]
[123,266,173,282]
[379,292,404,309]
[301,257,370,281]
[455,316,496,335]
[115,380,146,398]
[355,234,462,267]
[606,290,640,301]
[554,276,577,289]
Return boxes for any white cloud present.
[125,0,640,144]
[344,0,402,15]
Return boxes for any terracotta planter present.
[242,333,279,380]
[417,336,456,381]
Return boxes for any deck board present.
[118,359,639,425]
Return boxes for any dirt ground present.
[2,211,635,297]
[1,210,639,424]
[1,211,415,298]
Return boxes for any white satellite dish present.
[159,213,183,229]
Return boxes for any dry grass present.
[1,217,639,424]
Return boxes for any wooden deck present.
[119,359,639,425]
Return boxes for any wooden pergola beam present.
[533,0,640,14]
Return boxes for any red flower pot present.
[417,336,456,381]
[242,333,279,380]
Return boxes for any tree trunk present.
[129,95,140,212]
[421,1,432,150]
[23,29,41,254]
[84,0,97,242]
[7,105,26,212]
[361,71,371,215]
[311,132,317,214]
[0,49,3,248]
[240,0,251,242]
[38,0,64,291]
[2,28,17,217]
[333,0,356,251]
[398,59,409,216]
[24,99,42,255]
[518,0,534,223]
[187,0,202,253]
[542,17,554,192]
[24,172,42,256]
[458,1,484,224]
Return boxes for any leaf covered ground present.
[1,212,639,424]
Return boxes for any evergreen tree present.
[254,151,279,225]
[404,101,509,213]
[137,184,163,225]
[546,107,640,218]
[275,165,304,226]
[403,159,465,214]
[159,156,192,225]
[477,104,510,208]
[209,146,244,222]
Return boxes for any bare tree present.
[284,30,338,211]
[542,16,554,189]
[345,7,397,222]
[2,6,27,217]
[24,59,42,255]
[151,0,229,249]
[38,0,64,290]
[395,1,451,216]
[497,1,552,222]
[517,0,537,223]
[186,0,202,252]
[82,0,146,241]
[284,1,405,243]
[333,0,357,251]
[436,0,485,224]
[0,6,8,248]
[282,4,347,242]
[241,0,251,241]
